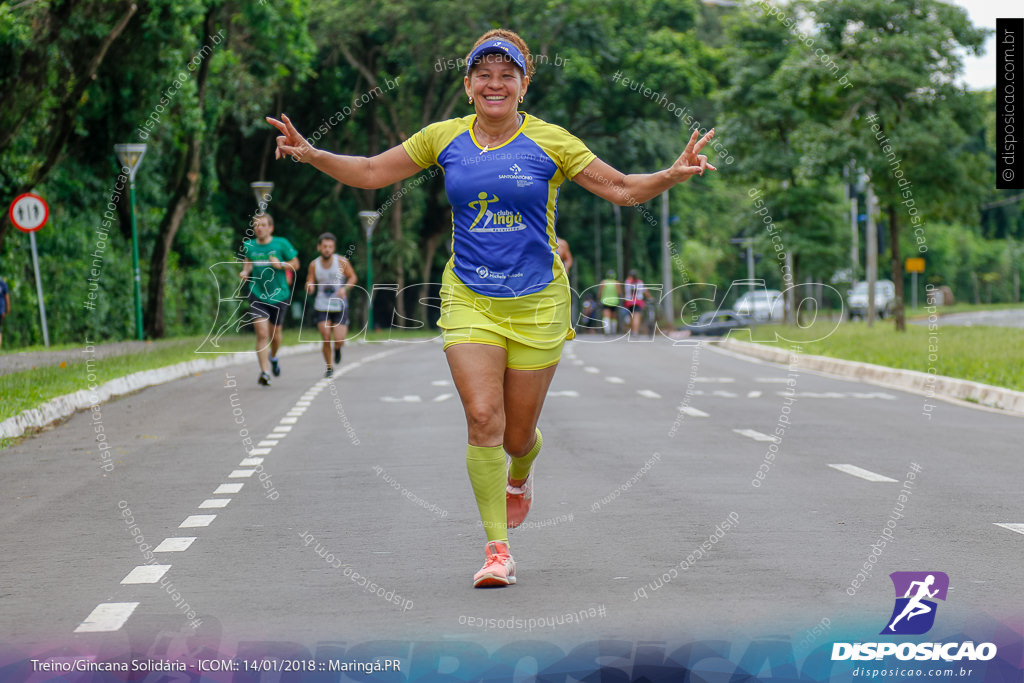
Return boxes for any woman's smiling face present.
[465,54,529,121]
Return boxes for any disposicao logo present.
[882,571,947,635]
[831,572,997,662]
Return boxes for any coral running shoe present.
[472,540,516,587]
[506,467,534,529]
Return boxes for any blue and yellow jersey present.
[403,113,595,298]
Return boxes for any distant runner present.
[239,214,299,386]
[599,271,621,335]
[306,232,357,378]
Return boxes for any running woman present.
[305,233,357,378]
[599,271,622,335]
[268,29,715,587]
[239,214,299,386]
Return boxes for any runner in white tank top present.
[305,233,358,377]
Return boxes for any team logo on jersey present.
[476,266,489,278]
[881,572,949,635]
[467,192,526,232]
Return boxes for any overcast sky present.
[948,0,1017,90]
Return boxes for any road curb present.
[0,343,319,441]
[718,339,1024,417]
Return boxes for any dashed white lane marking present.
[239,457,263,467]
[381,395,422,403]
[248,447,272,455]
[748,391,763,398]
[179,515,216,528]
[287,409,306,416]
[827,464,898,483]
[756,378,791,383]
[154,538,195,552]
[733,429,779,443]
[584,366,601,374]
[994,523,1024,536]
[229,469,256,478]
[256,440,279,447]
[605,376,626,384]
[678,406,709,417]
[695,377,735,383]
[295,401,312,407]
[433,393,454,402]
[280,416,299,424]
[272,425,293,433]
[199,498,231,509]
[712,390,738,398]
[571,359,585,366]
[637,389,661,399]
[74,603,139,633]
[547,390,580,398]
[121,565,171,584]
[214,483,243,495]
[432,380,451,386]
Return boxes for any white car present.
[848,280,896,320]
[734,289,784,322]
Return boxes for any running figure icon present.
[888,574,938,631]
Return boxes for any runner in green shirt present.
[239,214,299,386]
[599,271,622,335]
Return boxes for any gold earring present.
[519,96,524,103]
[468,96,474,104]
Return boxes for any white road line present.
[756,378,791,383]
[433,393,454,402]
[154,537,196,552]
[272,426,292,433]
[380,395,422,403]
[712,390,738,398]
[256,440,278,447]
[547,390,580,398]
[121,565,171,584]
[605,376,626,384]
[747,391,762,398]
[199,498,231,509]
[248,448,272,455]
[678,406,709,417]
[637,389,662,399]
[229,469,256,478]
[239,457,263,467]
[733,429,779,443]
[850,392,898,400]
[571,359,585,366]
[827,464,898,483]
[287,410,305,416]
[993,523,1024,536]
[74,603,139,633]
[180,515,216,528]
[280,417,299,424]
[584,366,601,374]
[695,377,735,383]
[295,401,312,407]
[214,483,243,495]
[431,380,450,386]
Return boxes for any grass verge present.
[0,327,437,426]
[739,320,1024,392]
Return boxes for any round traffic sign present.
[9,193,49,232]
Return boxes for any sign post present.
[114,144,147,340]
[9,193,51,347]
[905,257,925,310]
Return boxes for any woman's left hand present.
[672,128,717,182]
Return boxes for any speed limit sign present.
[9,193,49,232]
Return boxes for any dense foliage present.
[0,0,1017,348]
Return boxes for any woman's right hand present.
[266,114,315,163]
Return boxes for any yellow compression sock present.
[466,444,508,543]
[509,428,542,482]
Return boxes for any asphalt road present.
[2,334,1022,669]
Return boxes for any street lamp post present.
[250,181,273,214]
[358,211,380,331]
[114,143,147,340]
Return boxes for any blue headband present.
[466,40,527,76]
